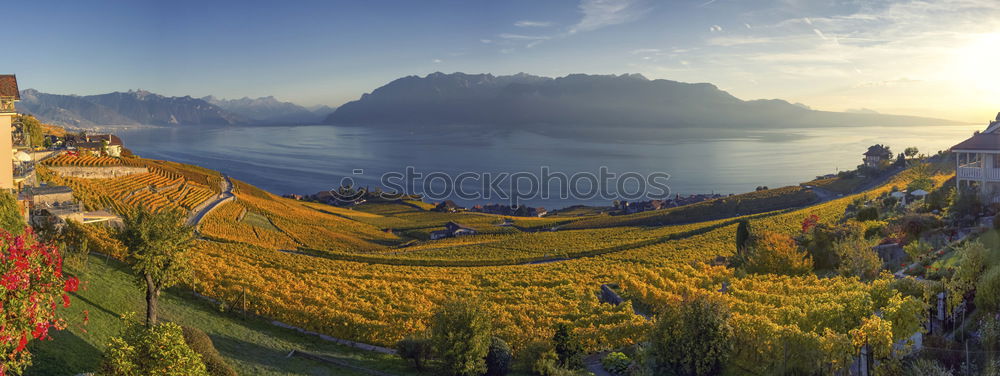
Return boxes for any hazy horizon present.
[9,0,1000,123]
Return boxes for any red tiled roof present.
[0,75,19,99]
[951,132,1000,151]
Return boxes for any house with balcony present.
[952,113,1000,203]
[863,144,893,168]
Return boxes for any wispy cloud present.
[496,0,650,53]
[515,20,554,27]
[498,33,551,41]
[709,25,723,32]
[569,0,651,34]
[432,59,443,64]
[630,48,661,54]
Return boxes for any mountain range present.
[16,89,331,127]
[17,72,956,135]
[325,72,956,139]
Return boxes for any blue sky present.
[8,0,1000,121]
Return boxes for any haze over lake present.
[115,124,976,209]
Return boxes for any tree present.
[485,336,512,376]
[741,231,813,275]
[976,265,1000,314]
[849,315,893,365]
[904,147,919,158]
[735,220,751,261]
[552,323,583,369]
[100,319,208,376]
[648,294,732,376]
[0,229,76,375]
[116,206,195,327]
[430,298,492,376]
[396,335,434,371]
[14,115,45,148]
[0,190,26,235]
[834,236,882,281]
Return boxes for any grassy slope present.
[28,255,415,376]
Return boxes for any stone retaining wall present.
[48,166,148,179]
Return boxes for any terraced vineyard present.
[50,156,950,358]
[43,154,145,167]
[37,163,216,214]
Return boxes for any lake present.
[113,124,977,209]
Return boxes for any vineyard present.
[42,154,145,167]
[48,155,951,360]
[37,163,216,214]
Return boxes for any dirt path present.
[187,174,234,228]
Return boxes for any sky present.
[7,0,1000,122]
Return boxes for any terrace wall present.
[48,166,148,179]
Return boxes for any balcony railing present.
[0,97,15,113]
[959,166,983,179]
[957,166,1000,181]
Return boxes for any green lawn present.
[28,254,416,376]
[242,210,282,232]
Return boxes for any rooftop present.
[951,132,1000,152]
[29,185,74,196]
[0,75,19,99]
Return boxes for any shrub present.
[181,326,237,376]
[742,231,813,275]
[601,352,631,375]
[904,241,932,262]
[857,206,880,222]
[516,341,550,373]
[0,229,75,375]
[981,316,1000,353]
[430,298,492,376]
[975,265,1000,314]
[907,358,953,376]
[648,294,732,376]
[531,349,576,376]
[553,323,583,369]
[396,335,434,371]
[100,320,209,376]
[0,190,25,235]
[485,336,512,376]
[889,277,926,299]
[899,213,942,240]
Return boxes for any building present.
[951,113,1000,203]
[0,75,18,189]
[862,144,892,168]
[66,134,124,157]
[429,221,477,240]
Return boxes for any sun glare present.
[953,32,1000,96]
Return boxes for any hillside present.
[36,153,953,367]
[326,72,956,138]
[29,254,414,375]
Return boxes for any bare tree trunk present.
[145,274,159,327]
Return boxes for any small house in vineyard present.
[429,221,477,240]
[862,144,892,168]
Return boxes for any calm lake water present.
[114,124,977,209]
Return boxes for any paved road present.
[187,174,234,228]
[584,352,614,376]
